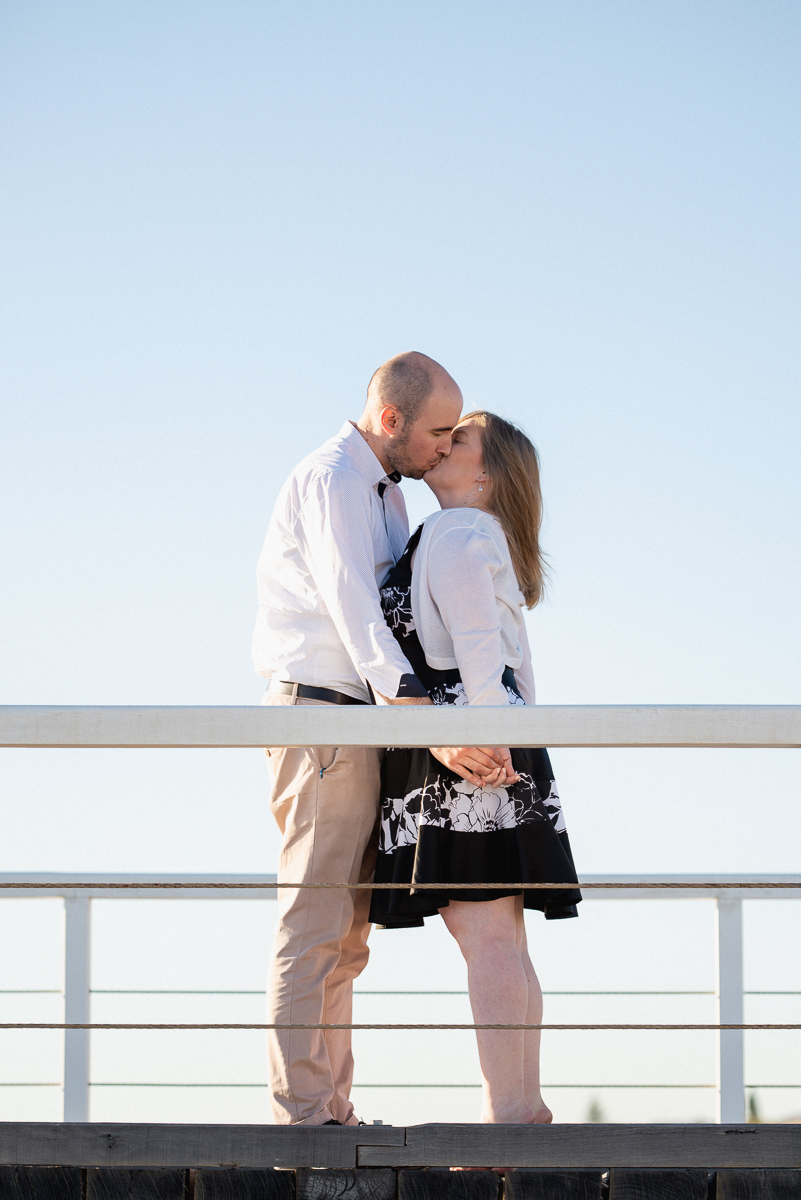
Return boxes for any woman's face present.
[423,418,487,508]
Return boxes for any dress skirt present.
[368,665,582,929]
[369,742,582,928]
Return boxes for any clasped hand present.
[429,745,519,788]
[383,694,518,787]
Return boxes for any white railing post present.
[63,894,91,1121]
[716,894,745,1122]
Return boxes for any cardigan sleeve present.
[425,524,511,706]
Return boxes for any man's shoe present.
[323,1119,342,1125]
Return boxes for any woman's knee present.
[442,901,521,961]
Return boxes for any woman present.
[369,411,581,1125]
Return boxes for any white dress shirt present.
[252,422,426,702]
[411,507,537,706]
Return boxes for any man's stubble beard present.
[385,430,433,481]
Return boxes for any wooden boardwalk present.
[1,1123,800,1198]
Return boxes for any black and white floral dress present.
[369,524,582,929]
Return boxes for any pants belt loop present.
[290,682,299,702]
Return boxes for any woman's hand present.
[430,745,519,788]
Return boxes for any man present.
[253,351,504,1127]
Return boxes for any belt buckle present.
[272,679,299,699]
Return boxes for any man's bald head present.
[357,351,463,478]
[366,351,457,426]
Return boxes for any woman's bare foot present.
[529,1103,553,1124]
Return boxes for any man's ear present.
[379,405,402,437]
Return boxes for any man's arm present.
[297,470,429,701]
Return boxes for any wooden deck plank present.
[86,1169,186,1200]
[0,1125,403,1171]
[717,1170,801,1199]
[194,1169,293,1200]
[0,1166,82,1200]
[397,1169,499,1200]
[608,1169,708,1199]
[504,1170,604,1199]
[356,1125,801,1169]
[295,1168,396,1199]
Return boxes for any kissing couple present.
[253,351,581,1128]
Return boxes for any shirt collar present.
[338,421,401,491]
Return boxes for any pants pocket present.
[316,746,340,774]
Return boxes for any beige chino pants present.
[262,692,382,1126]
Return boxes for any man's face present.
[385,383,463,479]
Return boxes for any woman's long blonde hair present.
[462,410,547,608]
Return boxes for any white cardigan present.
[410,507,536,706]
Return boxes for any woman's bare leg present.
[514,896,552,1122]
[440,896,536,1123]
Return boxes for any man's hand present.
[382,695,433,705]
[430,746,519,788]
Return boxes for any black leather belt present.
[269,681,369,706]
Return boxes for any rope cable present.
[2,1022,799,1031]
[1,881,800,890]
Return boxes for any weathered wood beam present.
[2,706,800,749]
[356,1124,801,1169]
[2,1125,800,1171]
[0,1125,403,1171]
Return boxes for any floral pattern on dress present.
[379,583,416,638]
[379,769,566,854]
[428,678,525,707]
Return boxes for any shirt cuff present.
[395,673,429,698]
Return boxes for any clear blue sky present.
[1,0,799,1123]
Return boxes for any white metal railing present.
[1,873,799,1125]
[1,704,799,1128]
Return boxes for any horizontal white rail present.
[1,704,801,747]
